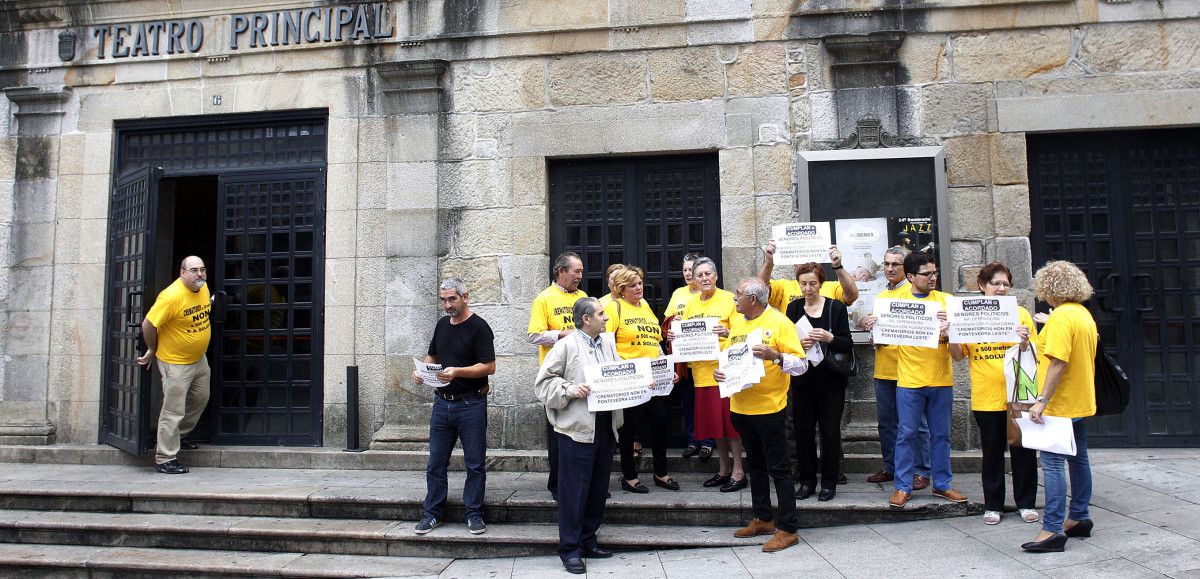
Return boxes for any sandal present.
[1020,509,1041,523]
[983,511,1001,525]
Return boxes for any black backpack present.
[1093,336,1130,417]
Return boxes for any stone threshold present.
[0,444,986,473]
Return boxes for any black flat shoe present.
[583,546,613,559]
[1064,519,1093,538]
[179,437,199,450]
[698,446,714,460]
[703,473,731,488]
[621,479,649,494]
[818,488,836,502]
[681,445,699,458]
[654,476,680,491]
[796,483,815,500]
[1021,533,1068,553]
[720,477,748,493]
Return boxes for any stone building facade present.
[0,0,1197,454]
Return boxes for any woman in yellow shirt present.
[671,257,746,492]
[606,266,679,493]
[1021,261,1098,553]
[949,262,1039,526]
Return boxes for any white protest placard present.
[413,358,444,387]
[946,295,1020,344]
[585,358,654,412]
[835,218,890,330]
[649,356,675,397]
[1014,413,1077,456]
[772,222,832,265]
[670,318,721,362]
[718,329,764,398]
[871,298,941,348]
[795,317,824,367]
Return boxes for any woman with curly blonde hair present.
[1021,260,1097,553]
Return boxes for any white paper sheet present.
[413,357,444,387]
[585,358,654,412]
[772,222,833,265]
[1015,413,1077,456]
[794,316,824,367]
[670,318,721,362]
[718,329,764,398]
[870,298,941,348]
[947,295,1020,344]
[649,356,675,397]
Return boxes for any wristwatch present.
[1034,395,1048,404]
[831,265,843,270]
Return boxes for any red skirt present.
[693,385,740,440]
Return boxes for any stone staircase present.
[0,446,986,576]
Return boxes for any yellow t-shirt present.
[605,298,662,360]
[872,281,911,380]
[1036,302,1098,418]
[528,284,588,363]
[680,288,737,387]
[665,285,699,320]
[963,307,1039,411]
[145,278,211,365]
[598,293,613,308]
[728,307,806,416]
[896,289,953,388]
[767,279,846,312]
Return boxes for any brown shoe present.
[866,470,894,483]
[888,489,911,509]
[932,488,968,503]
[762,530,799,553]
[734,517,777,538]
[913,474,930,490]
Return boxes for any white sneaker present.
[1020,509,1040,523]
[983,510,1001,525]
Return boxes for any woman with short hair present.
[1021,260,1098,553]
[949,262,1039,526]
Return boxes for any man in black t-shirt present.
[410,278,496,536]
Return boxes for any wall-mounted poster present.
[835,218,889,330]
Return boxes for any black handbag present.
[1093,336,1130,417]
[816,300,858,377]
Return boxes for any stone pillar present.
[0,86,70,445]
[369,61,448,449]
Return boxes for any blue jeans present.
[423,394,488,521]
[874,378,930,478]
[1041,419,1091,534]
[895,386,952,492]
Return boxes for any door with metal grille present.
[549,154,721,447]
[214,171,325,445]
[100,166,162,453]
[549,154,721,315]
[1029,129,1200,447]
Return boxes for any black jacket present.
[785,297,853,386]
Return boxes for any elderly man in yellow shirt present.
[713,278,809,553]
[528,251,588,500]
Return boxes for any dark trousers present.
[619,397,668,479]
[793,382,845,490]
[546,418,559,494]
[973,410,1038,511]
[556,412,615,559]
[423,395,487,520]
[731,410,798,533]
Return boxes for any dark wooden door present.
[549,154,721,314]
[1030,129,1200,447]
[549,154,721,447]
[100,166,163,453]
[213,170,326,446]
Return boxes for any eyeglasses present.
[987,281,1011,288]
[185,267,207,274]
[913,270,939,278]
[882,261,904,268]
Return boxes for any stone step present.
[0,443,985,473]
[0,542,454,577]
[0,469,981,529]
[0,509,769,559]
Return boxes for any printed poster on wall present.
[834,217,890,330]
[946,295,1020,344]
[870,298,941,348]
[771,222,833,265]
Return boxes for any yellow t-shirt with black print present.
[605,298,662,360]
[528,285,587,363]
[727,307,806,416]
[145,278,211,365]
[963,306,1038,411]
[680,289,736,388]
